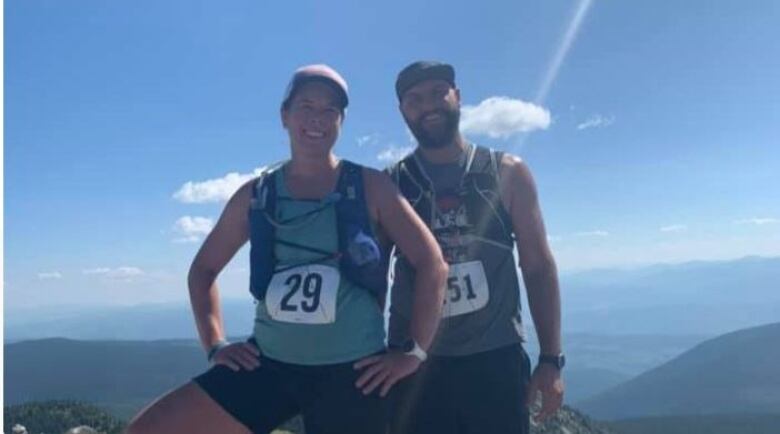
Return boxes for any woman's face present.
[282,81,344,158]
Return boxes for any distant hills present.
[610,413,780,434]
[4,300,256,342]
[4,338,209,419]
[6,323,779,433]
[560,256,780,335]
[7,256,779,341]
[4,333,703,415]
[579,322,780,419]
[524,333,705,402]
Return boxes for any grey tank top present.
[389,145,525,356]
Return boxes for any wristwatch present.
[207,340,230,362]
[538,353,566,370]
[399,339,428,362]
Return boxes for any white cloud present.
[460,97,551,139]
[660,224,687,233]
[356,133,380,147]
[83,267,111,275]
[575,230,609,237]
[377,145,414,163]
[82,267,145,278]
[735,217,779,226]
[173,165,275,204]
[38,272,63,280]
[577,114,615,130]
[173,216,215,243]
[110,267,145,278]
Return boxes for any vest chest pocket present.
[265,265,340,324]
[442,261,489,318]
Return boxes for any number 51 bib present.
[442,261,489,318]
[265,264,339,324]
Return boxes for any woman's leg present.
[127,361,300,434]
[125,381,250,434]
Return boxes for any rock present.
[64,426,100,434]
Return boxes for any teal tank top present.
[253,169,386,365]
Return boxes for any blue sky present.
[5,0,780,309]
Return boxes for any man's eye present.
[405,95,421,106]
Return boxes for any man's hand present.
[353,351,422,397]
[525,363,564,422]
[211,342,261,372]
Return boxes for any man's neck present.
[417,134,468,165]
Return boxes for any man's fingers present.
[362,369,391,395]
[379,373,402,397]
[524,380,539,407]
[353,355,382,370]
[536,389,563,422]
[355,359,387,388]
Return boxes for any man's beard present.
[406,107,460,149]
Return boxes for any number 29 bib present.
[265,264,339,324]
[442,261,489,318]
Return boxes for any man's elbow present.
[520,256,558,289]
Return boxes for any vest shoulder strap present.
[394,154,430,203]
[252,164,282,216]
[337,160,363,201]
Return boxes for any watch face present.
[540,354,565,369]
[401,339,415,353]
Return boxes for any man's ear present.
[281,107,289,129]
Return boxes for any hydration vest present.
[388,145,515,258]
[248,160,390,304]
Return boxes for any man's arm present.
[354,168,448,396]
[188,180,259,371]
[500,155,564,420]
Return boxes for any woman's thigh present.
[126,381,251,434]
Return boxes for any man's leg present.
[457,344,531,434]
[388,357,458,434]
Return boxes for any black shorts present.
[389,344,531,434]
[193,353,387,434]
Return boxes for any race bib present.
[442,261,489,318]
[265,265,339,324]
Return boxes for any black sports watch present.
[538,353,566,370]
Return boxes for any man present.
[384,61,565,434]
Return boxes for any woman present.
[126,64,447,434]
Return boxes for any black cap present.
[395,61,456,101]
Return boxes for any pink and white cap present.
[282,64,349,110]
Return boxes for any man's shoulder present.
[383,153,417,184]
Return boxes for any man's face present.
[282,81,344,155]
[399,79,461,149]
